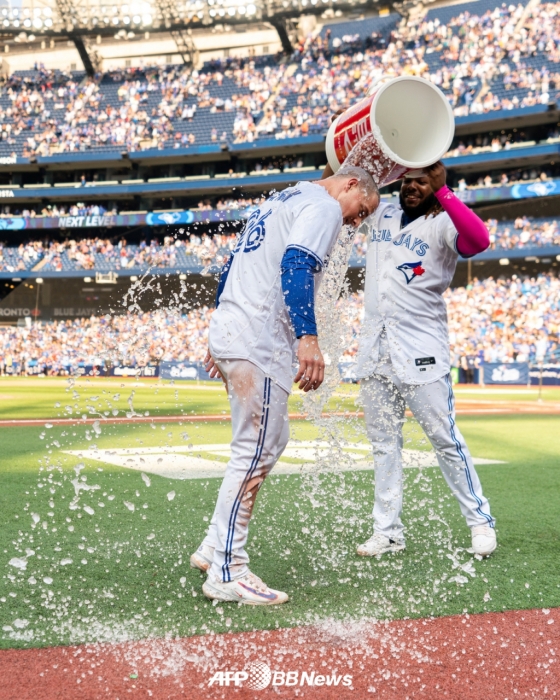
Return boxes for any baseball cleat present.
[357,533,406,557]
[190,543,215,572]
[471,525,497,556]
[202,570,289,606]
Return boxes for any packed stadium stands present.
[1,215,559,274]
[0,306,214,374]
[1,0,560,380]
[0,272,558,375]
[1,0,559,158]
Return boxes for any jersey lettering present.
[268,188,301,203]
[370,228,392,242]
[393,231,430,256]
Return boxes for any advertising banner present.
[0,207,257,231]
[109,365,159,378]
[529,364,560,386]
[159,361,217,381]
[482,362,530,384]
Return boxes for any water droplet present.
[8,558,27,570]
[167,491,176,501]
[83,506,95,516]
[124,501,135,512]
[60,558,73,566]
[141,473,151,487]
[43,577,53,585]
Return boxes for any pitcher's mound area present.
[0,607,557,699]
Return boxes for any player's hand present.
[424,161,447,193]
[295,335,325,392]
[205,350,226,386]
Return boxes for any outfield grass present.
[0,376,558,421]
[1,412,559,650]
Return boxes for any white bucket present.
[325,76,455,187]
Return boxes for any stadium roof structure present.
[0,0,395,74]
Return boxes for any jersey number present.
[234,209,273,254]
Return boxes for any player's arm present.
[425,162,490,257]
[280,247,325,392]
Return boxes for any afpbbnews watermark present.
[208,661,352,689]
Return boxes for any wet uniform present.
[356,200,494,540]
[202,182,343,583]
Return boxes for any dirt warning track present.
[0,607,557,699]
[1,397,560,428]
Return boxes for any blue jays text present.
[371,228,430,257]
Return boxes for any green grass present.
[1,413,559,650]
[0,377,558,421]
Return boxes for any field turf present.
[0,376,559,420]
[1,377,559,650]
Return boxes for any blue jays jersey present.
[356,200,459,384]
[209,182,342,393]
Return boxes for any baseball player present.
[190,167,380,604]
[355,162,497,558]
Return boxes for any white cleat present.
[357,533,406,557]
[471,525,497,556]
[190,543,215,572]
[202,570,289,606]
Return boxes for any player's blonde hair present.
[333,165,379,200]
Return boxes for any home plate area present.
[64,441,505,480]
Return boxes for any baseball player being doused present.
[190,167,380,605]
[354,161,497,559]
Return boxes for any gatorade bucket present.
[325,76,455,187]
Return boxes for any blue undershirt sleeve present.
[280,246,322,338]
[215,254,233,307]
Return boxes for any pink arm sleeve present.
[434,185,490,257]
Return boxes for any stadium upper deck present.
[2,0,560,227]
[0,1,558,157]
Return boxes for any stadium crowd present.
[0,306,214,374]
[0,273,558,374]
[1,1,558,155]
[0,196,264,219]
[0,233,237,272]
[2,214,560,273]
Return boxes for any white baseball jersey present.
[356,200,459,384]
[209,181,343,393]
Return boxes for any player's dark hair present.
[424,196,444,219]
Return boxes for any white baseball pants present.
[201,358,290,582]
[361,340,494,540]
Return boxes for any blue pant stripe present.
[444,374,493,527]
[221,377,271,582]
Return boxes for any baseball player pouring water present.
[355,161,497,558]
[190,166,379,605]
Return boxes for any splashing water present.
[0,216,491,654]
